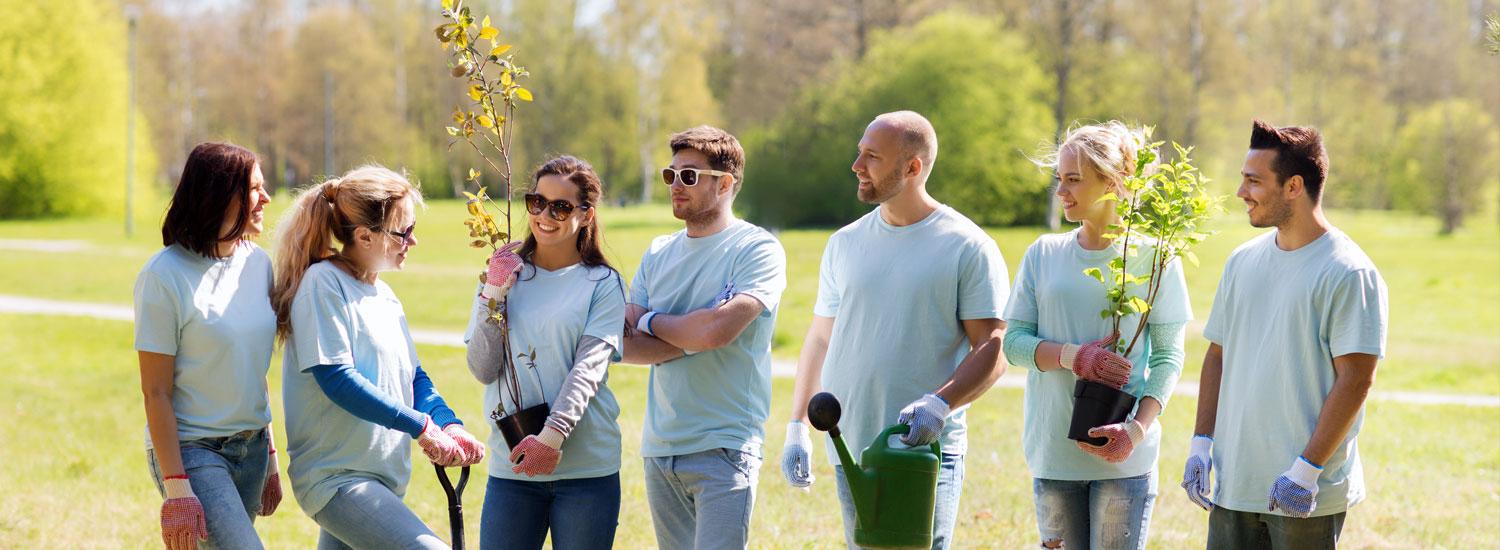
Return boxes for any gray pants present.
[643,449,762,550]
[1207,507,1346,550]
[312,478,449,550]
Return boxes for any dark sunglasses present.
[382,223,416,242]
[524,193,591,221]
[661,167,734,187]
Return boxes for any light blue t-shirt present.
[464,263,626,482]
[629,219,788,458]
[1203,228,1388,517]
[1004,229,1192,480]
[815,205,1009,464]
[133,242,276,445]
[283,261,422,516]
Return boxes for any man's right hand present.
[780,421,815,489]
[161,476,208,550]
[1181,435,1215,511]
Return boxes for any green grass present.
[2,200,1496,394]
[0,313,1494,548]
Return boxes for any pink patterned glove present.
[161,476,208,550]
[481,241,524,301]
[444,424,487,466]
[509,427,565,477]
[1062,333,1132,389]
[1077,419,1146,463]
[259,448,282,516]
[417,417,465,466]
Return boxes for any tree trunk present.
[1048,0,1076,231]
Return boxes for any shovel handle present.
[434,464,470,549]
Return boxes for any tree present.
[1389,99,1500,234]
[742,11,1053,227]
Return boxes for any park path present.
[3,293,1496,408]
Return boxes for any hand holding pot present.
[1268,456,1322,518]
[1062,333,1131,389]
[444,424,487,466]
[481,241,524,301]
[780,421,815,489]
[510,426,565,477]
[1077,418,1144,463]
[896,393,950,446]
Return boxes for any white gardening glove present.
[1181,435,1215,511]
[896,393,950,446]
[1268,456,1322,518]
[780,421,815,489]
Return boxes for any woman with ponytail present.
[272,166,484,549]
[135,142,279,550]
[464,156,626,550]
[1003,122,1193,549]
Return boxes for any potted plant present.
[434,0,547,446]
[1068,129,1224,445]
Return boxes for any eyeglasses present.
[661,167,734,187]
[524,193,591,221]
[383,223,416,243]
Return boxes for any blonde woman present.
[1003,123,1192,549]
[272,166,485,549]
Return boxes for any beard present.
[857,167,904,204]
[673,195,723,226]
[1248,196,1293,228]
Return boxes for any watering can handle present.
[871,424,942,457]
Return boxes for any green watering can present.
[808,392,941,549]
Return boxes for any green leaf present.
[1083,267,1105,283]
[1094,192,1119,204]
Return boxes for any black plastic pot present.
[494,402,551,449]
[1068,380,1137,446]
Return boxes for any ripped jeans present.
[1032,470,1156,549]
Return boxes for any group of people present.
[135,111,1386,550]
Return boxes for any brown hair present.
[270,165,424,339]
[161,142,258,258]
[517,156,615,278]
[1249,120,1329,202]
[669,126,746,193]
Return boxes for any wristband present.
[637,311,659,336]
[163,477,195,500]
[1059,343,1082,369]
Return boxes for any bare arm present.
[621,303,685,365]
[932,318,1008,409]
[1301,353,1378,465]
[789,315,835,422]
[140,351,186,478]
[1192,343,1224,436]
[649,294,766,351]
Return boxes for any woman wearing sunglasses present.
[465,156,626,550]
[272,166,485,549]
[135,143,280,550]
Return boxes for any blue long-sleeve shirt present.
[309,364,460,438]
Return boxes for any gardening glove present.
[780,421,815,489]
[1061,332,1131,389]
[1181,435,1215,511]
[1077,418,1145,463]
[160,476,208,550]
[417,417,465,466]
[481,241,524,301]
[896,393,950,446]
[259,447,282,516]
[444,423,487,466]
[1268,456,1322,518]
[510,426,565,477]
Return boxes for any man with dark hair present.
[1182,120,1388,548]
[621,125,787,550]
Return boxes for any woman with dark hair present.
[465,156,626,550]
[134,142,280,550]
[272,165,484,549]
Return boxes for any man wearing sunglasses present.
[782,111,1010,549]
[621,126,787,550]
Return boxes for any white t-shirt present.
[1203,228,1388,516]
[133,242,275,444]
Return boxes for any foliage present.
[741,11,1054,227]
[1084,130,1224,355]
[1388,99,1500,234]
[0,0,157,218]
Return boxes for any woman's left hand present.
[444,424,487,466]
[509,427,565,477]
[1077,419,1145,463]
[259,447,282,516]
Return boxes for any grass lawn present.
[0,313,1495,548]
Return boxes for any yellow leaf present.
[442,0,454,11]
[468,85,484,101]
[482,15,491,29]
[479,26,498,41]
[500,71,513,86]
[468,168,481,181]
[490,44,512,58]
[515,88,533,102]
[478,115,494,128]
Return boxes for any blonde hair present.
[271,165,424,339]
[1038,121,1148,193]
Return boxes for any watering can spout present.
[808,392,878,528]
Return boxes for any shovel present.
[434,464,471,549]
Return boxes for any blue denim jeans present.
[1032,471,1158,549]
[479,473,621,550]
[834,453,966,550]
[643,449,762,550]
[147,428,270,550]
[1207,507,1346,549]
[312,478,448,549]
